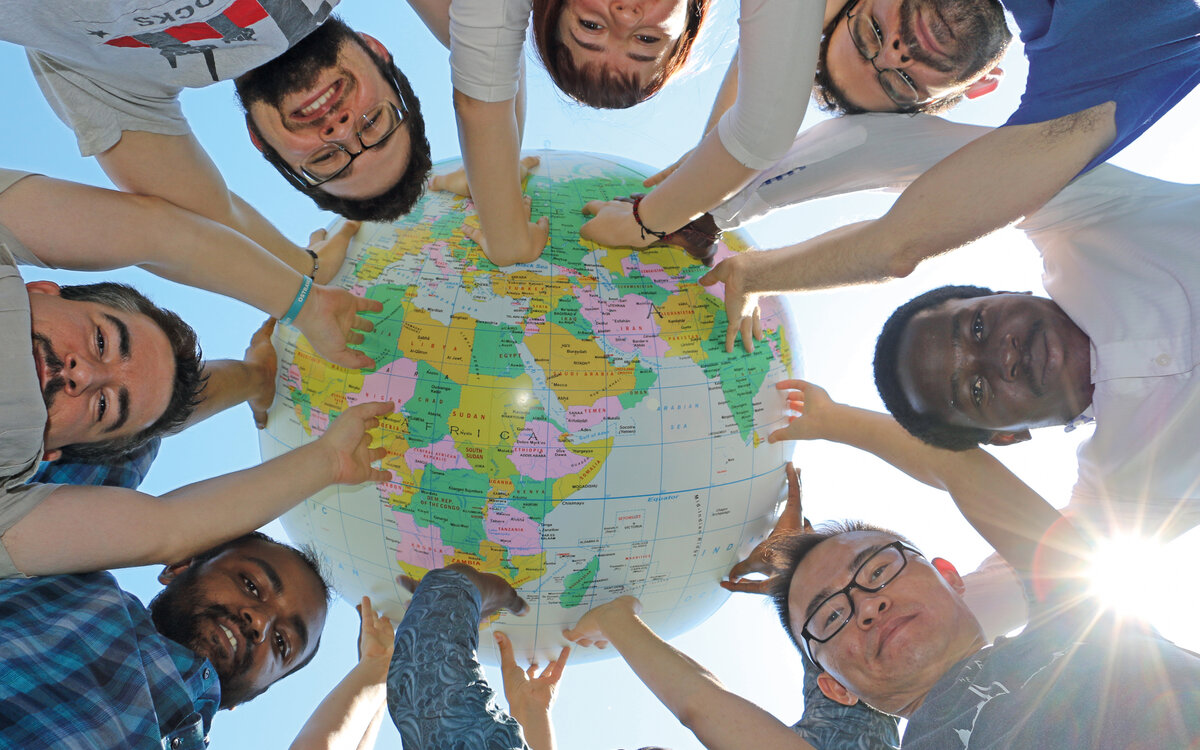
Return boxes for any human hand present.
[580,199,656,249]
[642,147,694,188]
[356,596,396,681]
[698,255,762,353]
[433,155,541,198]
[495,632,569,721]
[243,318,278,429]
[399,564,530,620]
[768,380,842,444]
[293,284,383,370]
[462,194,549,266]
[306,220,360,285]
[316,401,394,485]
[562,596,642,649]
[721,463,812,595]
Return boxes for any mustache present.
[898,1,956,74]
[198,604,258,675]
[1024,319,1045,397]
[33,333,66,409]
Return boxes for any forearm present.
[509,708,554,750]
[180,360,258,429]
[638,129,759,234]
[454,91,538,266]
[4,440,337,575]
[598,609,812,750]
[229,191,313,276]
[291,657,390,750]
[703,57,739,135]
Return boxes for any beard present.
[899,0,1010,80]
[148,565,263,709]
[33,333,66,409]
[234,16,360,111]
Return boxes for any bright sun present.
[1088,535,1172,616]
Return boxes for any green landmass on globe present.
[260,150,802,665]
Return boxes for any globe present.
[260,150,802,665]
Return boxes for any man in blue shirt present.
[0,531,331,749]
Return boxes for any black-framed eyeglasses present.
[799,541,924,667]
[844,0,924,109]
[283,67,409,188]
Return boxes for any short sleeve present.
[449,0,532,102]
[717,0,825,169]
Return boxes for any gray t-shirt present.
[0,169,59,578]
[4,0,336,156]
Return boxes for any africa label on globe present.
[260,150,802,665]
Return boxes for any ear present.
[984,430,1031,447]
[158,559,193,585]
[25,280,61,296]
[816,672,861,707]
[246,124,265,153]
[40,448,62,463]
[932,557,966,594]
[963,67,1003,100]
[357,33,389,60]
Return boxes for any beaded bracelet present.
[304,248,320,280]
[281,275,314,326]
[631,195,668,242]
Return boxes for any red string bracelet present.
[631,195,668,241]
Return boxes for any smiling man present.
[0,531,331,748]
[4,4,431,271]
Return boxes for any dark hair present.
[191,531,334,677]
[55,283,205,463]
[873,284,996,451]
[767,521,918,657]
[246,45,433,221]
[530,0,708,109]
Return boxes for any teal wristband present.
[281,275,313,326]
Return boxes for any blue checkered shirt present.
[0,571,221,749]
[30,438,161,490]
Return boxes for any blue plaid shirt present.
[0,571,221,749]
[30,438,160,490]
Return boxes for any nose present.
[853,591,889,628]
[321,108,357,144]
[63,354,100,395]
[876,34,914,68]
[240,606,272,646]
[998,335,1022,382]
[610,0,641,26]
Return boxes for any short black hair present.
[55,283,205,463]
[873,284,996,451]
[767,521,918,657]
[245,38,433,221]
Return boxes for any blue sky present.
[3,2,1199,748]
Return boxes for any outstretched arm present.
[0,175,381,369]
[771,380,1090,581]
[564,597,814,750]
[291,597,395,750]
[496,633,569,750]
[2,402,394,576]
[700,104,1117,352]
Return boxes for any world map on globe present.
[260,150,802,664]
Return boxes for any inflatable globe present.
[260,150,801,664]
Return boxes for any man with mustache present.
[696,0,1200,353]
[0,530,333,747]
[3,6,432,273]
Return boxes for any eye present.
[868,562,890,582]
[308,149,338,166]
[579,18,602,31]
[869,16,884,46]
[971,375,985,407]
[96,327,106,356]
[972,312,984,341]
[636,34,660,44]
[97,393,107,421]
[242,575,261,598]
[274,630,289,658]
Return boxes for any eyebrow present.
[568,31,659,63]
[103,387,131,434]
[948,309,962,409]
[103,314,131,359]
[803,543,886,622]
[250,556,311,657]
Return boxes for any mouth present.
[913,5,950,59]
[876,614,916,658]
[206,618,241,668]
[288,79,345,123]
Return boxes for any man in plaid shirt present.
[0,531,331,749]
